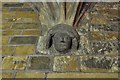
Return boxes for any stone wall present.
[1,2,119,79]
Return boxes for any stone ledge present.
[2,72,16,78]
[15,72,45,78]
[47,73,119,78]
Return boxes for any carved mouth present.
[60,40,65,43]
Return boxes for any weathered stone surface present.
[10,36,38,44]
[15,72,45,78]
[2,56,15,70]
[89,2,119,57]
[2,30,22,36]
[9,8,34,12]
[91,41,119,55]
[27,56,53,70]
[2,23,12,29]
[79,35,92,55]
[3,12,38,18]
[92,3,119,16]
[2,46,15,55]
[0,25,1,29]
[37,36,49,55]
[0,46,2,54]
[80,56,118,72]
[105,32,119,41]
[90,24,119,32]
[53,56,79,72]
[2,30,14,36]
[47,73,118,78]
[3,18,39,23]
[90,3,119,36]
[98,9,119,17]
[2,56,28,70]
[3,3,24,7]
[94,3,118,10]
[91,15,109,25]
[2,36,10,45]
[2,8,9,12]
[2,18,18,23]
[2,72,15,78]
[14,30,22,35]
[1,56,14,70]
[22,3,31,8]
[22,30,42,35]
[12,23,40,29]
[15,45,35,55]
[90,31,105,40]
[16,18,39,23]
[1,2,119,78]
[13,56,27,70]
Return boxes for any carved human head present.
[46,24,80,53]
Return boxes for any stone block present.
[105,32,119,41]
[10,36,38,44]
[90,31,105,40]
[2,56,16,70]
[14,30,22,35]
[2,46,15,55]
[2,30,22,36]
[3,3,24,7]
[27,56,53,71]
[2,36,10,45]
[2,23,12,29]
[15,72,45,78]
[22,30,42,35]
[80,56,118,72]
[3,12,38,18]
[53,56,79,72]
[2,72,15,78]
[2,30,14,36]
[15,45,35,55]
[91,15,109,25]
[22,3,31,8]
[90,41,119,55]
[2,56,28,70]
[3,18,39,23]
[12,23,40,29]
[9,8,34,12]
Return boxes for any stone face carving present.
[46,24,80,54]
[53,32,72,53]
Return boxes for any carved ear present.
[71,38,79,50]
[46,34,54,49]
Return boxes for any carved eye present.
[66,36,70,40]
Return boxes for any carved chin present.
[54,44,70,52]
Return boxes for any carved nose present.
[61,38,65,43]
[61,40,65,43]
